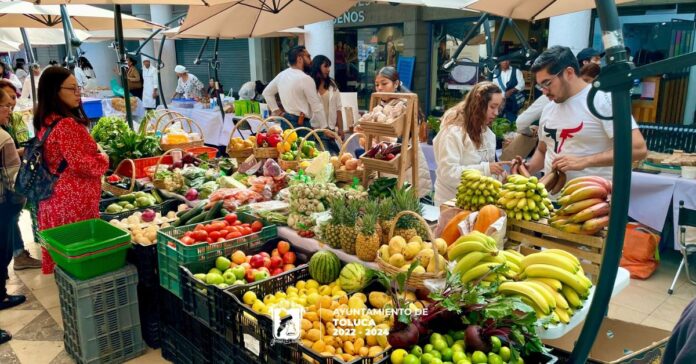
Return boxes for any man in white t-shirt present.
[526,46,647,182]
[262,46,327,132]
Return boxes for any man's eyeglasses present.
[537,70,564,90]
[61,86,83,95]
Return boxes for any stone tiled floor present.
[1,211,694,363]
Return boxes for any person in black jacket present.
[662,298,696,364]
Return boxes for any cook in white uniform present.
[141,59,159,109]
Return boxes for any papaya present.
[440,210,471,245]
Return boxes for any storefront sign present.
[334,10,366,25]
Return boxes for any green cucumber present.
[206,201,224,220]
[151,189,163,204]
[176,209,188,218]
[174,202,205,227]
[187,211,209,224]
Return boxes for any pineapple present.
[339,199,359,254]
[356,202,381,262]
[392,187,424,241]
[321,198,344,248]
[378,197,397,245]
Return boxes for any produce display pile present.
[456,169,502,211]
[497,175,553,222]
[550,176,612,235]
[103,190,164,214]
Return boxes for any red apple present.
[263,257,272,269]
[277,241,290,255]
[282,252,296,265]
[249,254,265,269]
[245,255,251,263]
[270,256,283,269]
[283,264,295,272]
[240,262,251,271]
[259,252,270,258]
[271,268,284,276]
[271,249,280,258]
[245,269,256,282]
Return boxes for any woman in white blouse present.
[433,81,508,206]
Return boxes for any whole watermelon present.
[339,263,373,293]
[308,251,342,284]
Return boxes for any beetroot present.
[465,325,491,353]
[387,323,419,349]
[141,209,156,222]
[185,188,198,201]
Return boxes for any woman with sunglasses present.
[433,81,508,206]
[33,67,109,274]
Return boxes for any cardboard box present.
[543,318,670,364]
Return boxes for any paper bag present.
[457,209,508,250]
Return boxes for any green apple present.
[222,270,237,284]
[216,256,231,271]
[253,270,269,282]
[234,280,246,285]
[231,265,246,280]
[206,272,224,285]
[193,273,207,282]
[208,267,222,275]
[217,283,229,289]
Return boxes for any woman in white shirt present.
[20,64,41,101]
[310,55,343,155]
[433,81,508,206]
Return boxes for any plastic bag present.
[263,158,283,177]
[305,152,334,184]
[458,208,508,250]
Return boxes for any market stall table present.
[163,106,232,146]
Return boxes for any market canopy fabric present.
[164,26,305,40]
[461,0,636,21]
[0,27,90,45]
[0,1,163,30]
[178,0,357,39]
[84,28,154,41]
[0,38,20,52]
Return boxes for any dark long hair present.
[33,66,88,132]
[0,61,11,79]
[78,56,94,70]
[310,55,337,91]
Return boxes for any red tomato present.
[218,229,229,237]
[251,221,263,232]
[184,231,194,238]
[220,220,229,227]
[234,220,243,226]
[241,227,252,236]
[212,222,226,231]
[181,236,195,245]
[206,237,213,244]
[217,237,225,243]
[224,214,238,225]
[204,224,216,233]
[194,224,205,231]
[227,231,242,239]
[193,230,208,242]
[209,231,222,241]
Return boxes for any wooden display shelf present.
[358,113,406,137]
[506,219,607,283]
[360,146,413,175]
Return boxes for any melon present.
[339,263,373,293]
[308,251,341,284]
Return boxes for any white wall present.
[304,20,335,77]
[548,10,592,56]
[80,41,118,88]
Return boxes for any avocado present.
[105,204,123,214]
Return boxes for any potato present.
[340,153,353,165]
[311,340,326,353]
[301,319,312,331]
[318,308,334,322]
[145,230,157,243]
[368,346,383,357]
[306,329,321,342]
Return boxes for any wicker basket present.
[226,115,263,163]
[253,116,294,159]
[334,132,375,184]
[375,211,443,289]
[102,159,136,197]
[152,149,182,191]
[148,110,184,134]
[159,117,205,151]
[277,127,327,171]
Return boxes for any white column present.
[548,10,592,56]
[248,38,264,83]
[131,5,155,64]
[304,20,335,77]
[150,5,177,101]
[79,42,117,88]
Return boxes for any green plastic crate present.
[40,219,131,280]
[157,212,278,297]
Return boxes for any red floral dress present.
[37,114,109,274]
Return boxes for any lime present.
[454,340,466,350]
[451,344,464,353]
[391,349,408,364]
[440,348,453,362]
[488,353,504,364]
[430,333,443,345]
[452,331,466,340]
[411,346,423,358]
[490,336,502,353]
[431,359,443,364]
[424,344,434,353]
[455,360,472,364]
[431,350,442,360]
[471,351,487,364]
[444,334,454,347]
[421,353,435,364]
[433,339,448,352]
[452,351,467,363]
[403,354,420,364]
[499,347,511,362]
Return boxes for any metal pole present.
[114,4,133,129]
[212,37,225,121]
[156,34,168,109]
[20,28,37,110]
[59,5,80,69]
[569,0,630,361]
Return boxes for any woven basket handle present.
[102,158,136,193]
[387,210,438,273]
[260,116,294,131]
[296,128,327,162]
[339,132,365,157]
[228,115,262,142]
[153,149,181,182]
[161,117,204,138]
[153,110,184,132]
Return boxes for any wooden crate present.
[506,219,606,283]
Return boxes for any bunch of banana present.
[550,176,612,235]
[456,169,502,211]
[510,156,531,177]
[496,174,553,221]
[538,169,567,195]
[510,249,592,325]
[447,232,520,284]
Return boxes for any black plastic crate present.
[158,288,212,355]
[179,238,307,334]
[137,286,161,348]
[161,323,211,364]
[212,333,235,364]
[129,243,160,288]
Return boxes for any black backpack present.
[15,121,67,203]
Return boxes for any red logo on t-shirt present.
[543,122,585,153]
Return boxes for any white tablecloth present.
[165,107,232,146]
[629,172,696,249]
[100,97,146,123]
[277,227,378,269]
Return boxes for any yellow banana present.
[505,249,524,258]
[526,278,563,292]
[505,260,521,274]
[524,264,590,296]
[521,252,579,273]
[520,296,546,319]
[561,285,584,309]
[482,274,508,282]
[460,262,500,284]
[521,281,556,310]
[482,254,507,265]
[499,282,551,315]
[452,233,488,246]
[447,240,494,261]
[501,251,523,267]
[542,249,581,266]
[576,271,593,289]
[555,306,571,324]
[452,251,492,275]
[528,280,569,310]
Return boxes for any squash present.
[473,205,501,233]
[440,210,471,245]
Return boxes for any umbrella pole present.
[569,0,695,361]
[59,5,80,69]
[114,4,133,129]
[157,34,168,109]
[212,37,225,121]
[20,28,37,110]
[441,13,489,72]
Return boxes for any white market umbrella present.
[460,0,636,21]
[84,28,154,41]
[0,27,91,45]
[164,26,304,40]
[0,1,162,30]
[179,1,357,39]
[0,39,21,52]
